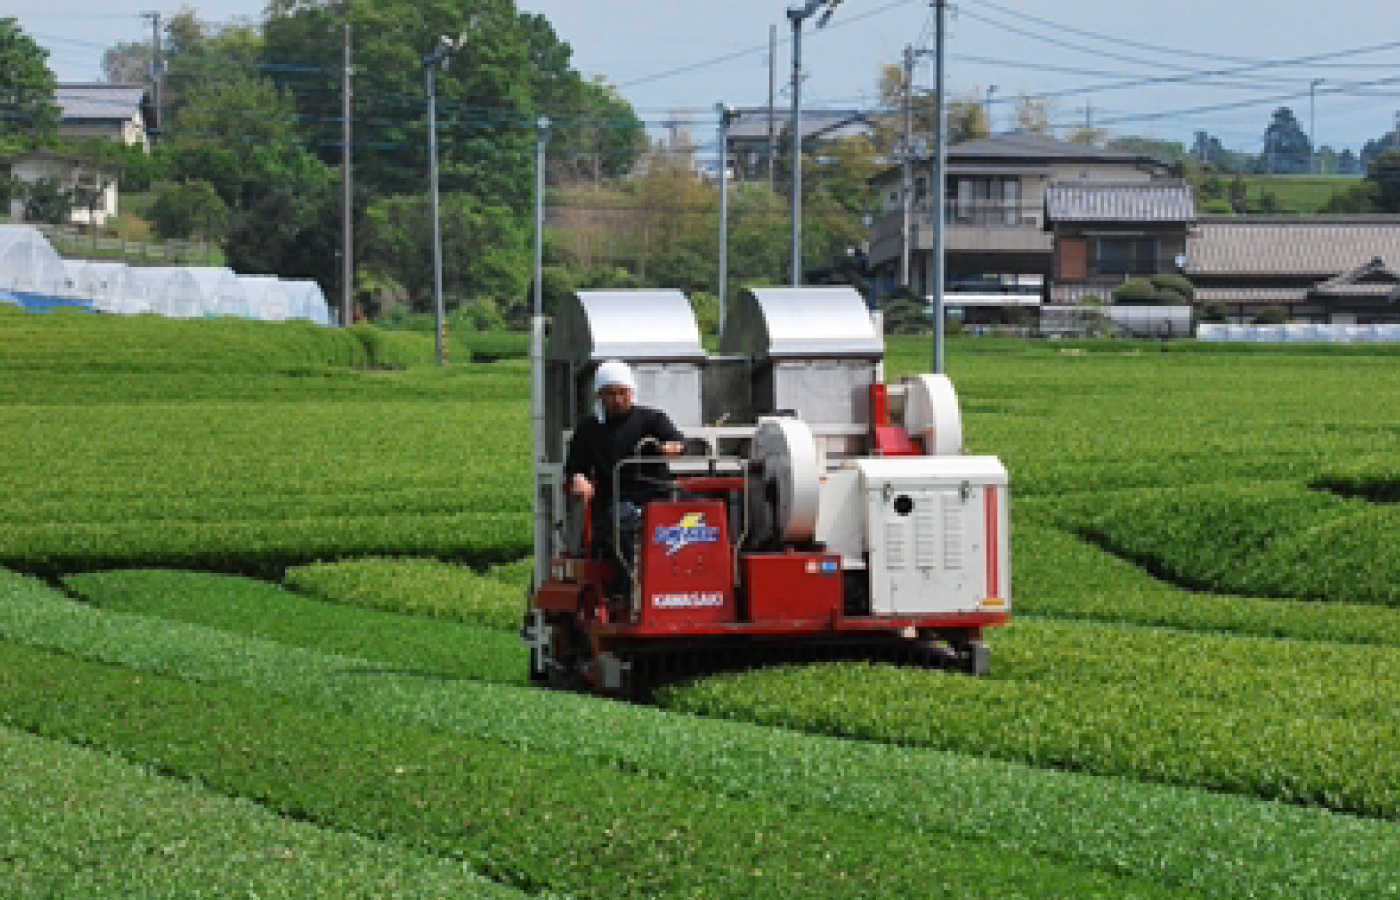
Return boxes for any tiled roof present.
[1312,258,1400,299]
[1045,180,1196,223]
[948,134,1154,165]
[55,84,148,122]
[728,108,869,142]
[1193,287,1310,304]
[1186,217,1400,277]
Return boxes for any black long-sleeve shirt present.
[563,405,684,506]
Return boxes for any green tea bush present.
[63,569,522,683]
[4,570,1398,899]
[283,558,523,629]
[0,725,527,899]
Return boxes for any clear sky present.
[12,0,1400,155]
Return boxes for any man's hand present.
[661,441,684,456]
[569,473,595,503]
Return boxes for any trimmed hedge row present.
[0,643,1182,899]
[659,623,1400,820]
[1014,522,1400,646]
[283,558,524,629]
[2,570,1398,899]
[62,569,522,684]
[1060,482,1400,605]
[0,725,527,899]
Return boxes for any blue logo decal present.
[653,512,720,556]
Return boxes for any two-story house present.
[866,134,1171,318]
[6,84,154,227]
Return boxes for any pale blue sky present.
[12,0,1400,154]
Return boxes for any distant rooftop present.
[726,107,871,143]
[54,84,150,123]
[1045,180,1196,225]
[1187,216,1400,277]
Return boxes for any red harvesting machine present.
[522,287,1009,698]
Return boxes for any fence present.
[3,221,221,266]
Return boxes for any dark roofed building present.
[54,84,155,151]
[1043,180,1196,303]
[865,134,1174,317]
[724,107,872,181]
[1186,216,1400,324]
[5,84,154,226]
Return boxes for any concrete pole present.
[900,44,914,289]
[342,21,353,328]
[717,104,737,334]
[788,8,804,287]
[427,64,444,365]
[531,116,549,590]
[931,0,947,374]
[535,117,549,319]
[767,24,777,189]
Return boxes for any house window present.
[914,176,927,202]
[954,177,1020,226]
[1094,238,1157,275]
[1002,179,1020,225]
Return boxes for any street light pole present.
[1310,78,1324,173]
[931,0,947,374]
[717,103,739,333]
[424,35,463,366]
[786,0,841,287]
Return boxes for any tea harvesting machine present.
[521,286,1009,698]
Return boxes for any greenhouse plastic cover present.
[1198,324,1400,342]
[2,226,330,322]
[0,225,80,304]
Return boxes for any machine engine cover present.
[854,456,1009,616]
[902,374,963,456]
[750,416,821,543]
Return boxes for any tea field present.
[3,309,1400,898]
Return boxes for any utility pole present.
[141,12,162,142]
[534,117,549,321]
[786,0,841,287]
[531,115,550,593]
[931,0,947,374]
[767,24,778,189]
[717,104,739,334]
[341,20,353,328]
[424,34,463,366]
[1310,78,1323,174]
[985,85,997,136]
[899,44,914,289]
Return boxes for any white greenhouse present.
[0,225,83,309]
[147,266,248,318]
[237,275,292,321]
[283,279,333,325]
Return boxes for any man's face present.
[599,384,634,417]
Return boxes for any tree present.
[1065,126,1109,146]
[1013,93,1054,136]
[1229,174,1248,214]
[1110,136,1186,165]
[263,0,535,209]
[149,179,229,240]
[359,191,530,315]
[1261,107,1311,174]
[1368,148,1400,213]
[22,177,73,224]
[518,14,643,183]
[0,18,60,155]
[946,90,991,145]
[102,40,152,84]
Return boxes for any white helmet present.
[593,359,637,395]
